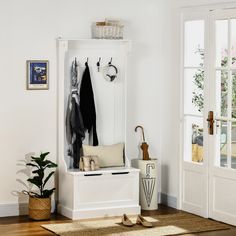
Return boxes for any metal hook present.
[97,57,101,72]
[84,57,89,66]
[74,57,78,66]
[109,57,113,65]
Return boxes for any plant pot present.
[28,196,51,220]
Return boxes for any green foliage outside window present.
[192,47,236,118]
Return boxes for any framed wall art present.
[26,60,49,90]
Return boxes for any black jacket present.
[80,62,98,146]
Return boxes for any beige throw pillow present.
[82,143,125,168]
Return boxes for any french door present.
[209,9,236,226]
[181,12,209,218]
[181,8,236,225]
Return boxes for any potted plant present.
[25,152,57,220]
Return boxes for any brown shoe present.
[136,215,153,228]
[122,214,134,227]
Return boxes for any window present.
[215,18,236,169]
[183,19,205,163]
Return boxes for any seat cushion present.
[82,143,125,168]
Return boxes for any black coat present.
[80,62,98,146]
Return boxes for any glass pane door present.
[183,20,205,163]
[215,18,236,169]
[209,10,236,226]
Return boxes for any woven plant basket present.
[29,196,51,220]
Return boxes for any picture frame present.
[26,60,49,90]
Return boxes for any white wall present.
[0,0,59,216]
[0,0,164,216]
[155,0,179,207]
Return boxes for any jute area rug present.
[42,212,230,236]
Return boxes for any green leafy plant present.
[192,47,236,118]
[192,48,204,112]
[26,152,57,198]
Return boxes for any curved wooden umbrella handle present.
[135,125,145,142]
[135,125,150,160]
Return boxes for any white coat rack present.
[57,38,140,219]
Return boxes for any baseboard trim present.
[160,193,177,209]
[58,204,141,220]
[0,195,176,218]
[0,203,28,217]
[0,200,56,217]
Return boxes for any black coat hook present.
[97,57,101,72]
[109,57,113,65]
[85,57,89,66]
[75,57,78,66]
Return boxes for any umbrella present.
[135,125,150,160]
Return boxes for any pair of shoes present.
[122,214,153,228]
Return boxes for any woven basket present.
[29,196,51,220]
[92,24,124,39]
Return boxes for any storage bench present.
[58,167,140,219]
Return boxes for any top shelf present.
[57,37,132,55]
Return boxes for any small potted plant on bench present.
[24,152,57,220]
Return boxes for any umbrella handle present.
[135,125,145,142]
[141,142,150,160]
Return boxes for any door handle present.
[207,111,214,135]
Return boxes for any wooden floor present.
[0,205,235,236]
